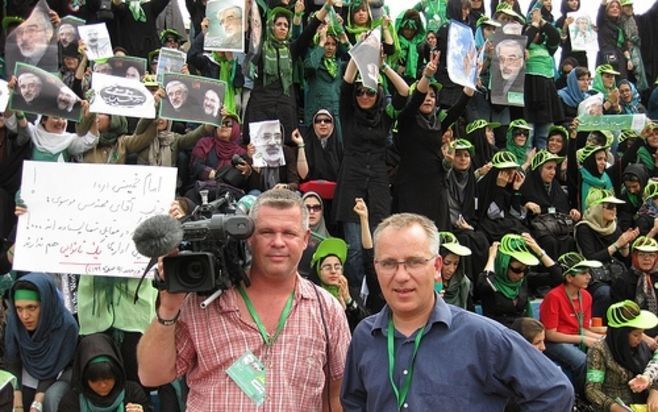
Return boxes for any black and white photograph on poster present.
[78,23,113,61]
[568,12,597,52]
[107,56,147,80]
[490,32,527,107]
[159,73,225,127]
[348,29,381,91]
[0,80,9,112]
[156,48,187,84]
[448,20,477,90]
[9,63,82,121]
[58,15,85,47]
[4,0,58,77]
[89,72,155,119]
[205,0,245,52]
[250,120,285,168]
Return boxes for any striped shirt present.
[175,276,351,411]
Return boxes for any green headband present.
[90,355,113,365]
[14,289,40,302]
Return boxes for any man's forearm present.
[137,318,179,387]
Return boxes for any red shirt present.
[539,284,592,335]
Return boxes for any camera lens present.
[179,259,206,287]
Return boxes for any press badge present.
[227,351,266,406]
[548,207,556,214]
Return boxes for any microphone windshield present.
[133,214,183,258]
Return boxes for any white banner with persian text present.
[13,161,177,277]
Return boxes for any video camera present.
[154,191,254,294]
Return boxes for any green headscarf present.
[394,10,425,79]
[211,52,238,113]
[505,120,532,166]
[493,251,523,300]
[98,116,128,148]
[262,8,293,95]
[128,0,146,23]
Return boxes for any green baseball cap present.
[451,138,475,155]
[311,238,348,270]
[632,236,658,253]
[596,64,620,76]
[558,252,602,276]
[530,150,564,171]
[465,119,501,135]
[499,234,539,266]
[607,300,658,329]
[491,151,519,169]
[439,232,472,256]
[576,144,609,164]
[586,187,625,208]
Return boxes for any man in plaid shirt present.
[138,189,351,411]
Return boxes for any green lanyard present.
[565,289,584,348]
[387,318,425,411]
[238,285,295,347]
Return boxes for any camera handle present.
[200,289,224,309]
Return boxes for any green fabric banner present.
[577,114,648,132]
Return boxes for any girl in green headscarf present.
[345,0,397,58]
[393,9,426,84]
[505,119,534,170]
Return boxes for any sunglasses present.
[508,265,527,274]
[306,204,322,212]
[513,129,529,136]
[602,203,617,210]
[356,88,377,97]
[314,117,333,125]
[221,120,234,128]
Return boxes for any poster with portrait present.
[10,63,82,121]
[160,73,226,126]
[107,56,147,80]
[78,23,113,61]
[58,15,85,48]
[348,29,381,91]
[568,12,598,52]
[447,20,477,90]
[242,0,262,77]
[490,32,527,107]
[89,72,156,119]
[250,120,285,168]
[205,0,245,52]
[0,80,9,112]
[4,0,59,77]
[156,47,187,84]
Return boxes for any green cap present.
[586,187,625,208]
[620,0,633,6]
[142,74,158,87]
[548,125,569,140]
[148,49,160,65]
[311,238,348,271]
[632,236,658,253]
[439,232,472,256]
[607,300,658,329]
[476,16,501,28]
[643,180,658,202]
[2,16,23,31]
[491,151,518,169]
[495,3,525,23]
[619,129,640,143]
[530,150,564,171]
[558,252,602,276]
[576,144,609,164]
[499,234,539,266]
[644,121,658,134]
[596,64,620,76]
[160,29,184,45]
[509,119,533,131]
[451,138,474,155]
[465,119,501,135]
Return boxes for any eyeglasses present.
[314,117,333,125]
[508,265,528,274]
[221,120,234,128]
[375,256,436,275]
[321,263,343,272]
[306,204,322,212]
[356,88,377,97]
[602,203,617,210]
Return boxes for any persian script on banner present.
[13,161,177,277]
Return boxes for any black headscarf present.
[582,151,605,178]
[520,164,570,213]
[560,0,580,15]
[353,83,386,129]
[466,127,498,170]
[447,165,477,223]
[606,327,652,385]
[304,110,343,181]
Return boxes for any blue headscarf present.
[558,69,588,108]
[619,79,643,114]
[5,273,79,380]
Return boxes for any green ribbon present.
[238,285,295,347]
[128,1,146,23]
[387,317,425,410]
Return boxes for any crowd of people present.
[1,0,658,410]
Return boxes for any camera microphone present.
[133,214,184,259]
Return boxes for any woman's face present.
[324,36,337,59]
[43,116,67,134]
[304,197,322,227]
[453,149,471,171]
[513,128,528,147]
[485,127,495,145]
[426,32,437,48]
[483,26,495,40]
[602,73,616,89]
[628,328,644,348]
[14,298,40,332]
[648,128,658,149]
[216,118,234,141]
[595,150,607,174]
[577,75,590,92]
[622,4,633,16]
[607,1,621,17]
[355,85,377,110]
[636,251,658,272]
[88,377,116,397]
[273,17,289,41]
[531,330,546,352]
[419,89,436,115]
[507,259,527,282]
[319,255,342,285]
[442,253,460,281]
[601,202,617,222]
[496,168,515,187]
[567,0,579,11]
[540,161,557,184]
[313,113,334,139]
[353,7,369,26]
[619,83,632,103]
[547,135,564,154]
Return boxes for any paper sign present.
[89,72,156,119]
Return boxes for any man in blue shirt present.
[340,213,575,411]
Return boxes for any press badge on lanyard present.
[227,351,266,406]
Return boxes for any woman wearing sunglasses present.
[392,52,474,231]
[331,52,408,286]
[505,119,535,171]
[477,233,557,327]
[575,188,639,317]
[296,109,342,188]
